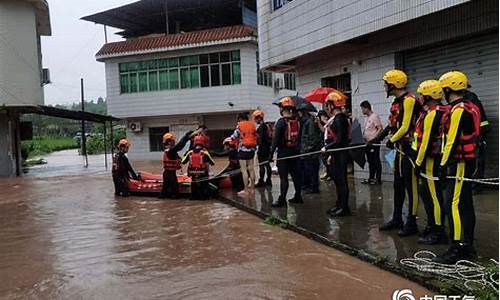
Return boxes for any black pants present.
[419,157,444,228]
[303,157,320,192]
[366,145,382,182]
[473,141,486,191]
[393,150,418,224]
[258,151,272,182]
[190,173,209,200]
[277,158,301,200]
[160,170,179,198]
[329,151,349,210]
[444,159,476,245]
[113,174,130,196]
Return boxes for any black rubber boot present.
[329,208,351,217]
[265,178,272,186]
[288,196,304,204]
[271,196,287,207]
[432,243,476,264]
[379,219,403,231]
[398,219,419,237]
[418,227,448,245]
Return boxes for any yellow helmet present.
[118,139,130,148]
[162,133,176,143]
[383,69,408,89]
[439,71,468,91]
[417,80,443,100]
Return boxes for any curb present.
[217,194,463,294]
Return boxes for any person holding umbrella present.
[322,91,352,217]
[269,96,303,207]
[297,102,322,194]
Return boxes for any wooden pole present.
[81,78,88,168]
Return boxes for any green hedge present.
[21,137,78,159]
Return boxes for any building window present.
[284,73,296,90]
[256,52,273,87]
[321,73,352,111]
[273,0,293,11]
[118,50,241,94]
[149,126,170,152]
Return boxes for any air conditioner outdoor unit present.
[129,121,142,132]
[274,78,283,90]
[42,68,51,86]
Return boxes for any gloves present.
[386,140,395,149]
[438,166,447,182]
[321,146,326,153]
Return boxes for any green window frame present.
[118,50,241,94]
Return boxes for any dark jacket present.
[324,113,350,150]
[256,122,271,154]
[270,117,300,158]
[163,132,192,169]
[300,114,323,156]
[112,151,138,179]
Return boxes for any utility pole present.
[104,25,108,43]
[81,78,88,168]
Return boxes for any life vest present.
[112,152,126,174]
[285,118,300,148]
[239,120,257,148]
[188,150,208,176]
[266,122,274,141]
[163,150,181,171]
[389,93,420,143]
[412,105,450,156]
[442,100,481,160]
[325,114,351,144]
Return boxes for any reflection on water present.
[0,150,431,299]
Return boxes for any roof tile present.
[96,25,256,58]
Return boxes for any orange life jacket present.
[442,100,481,160]
[285,118,300,147]
[188,151,208,176]
[239,120,257,148]
[413,105,450,157]
[163,150,181,171]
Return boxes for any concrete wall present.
[293,0,498,179]
[257,0,470,69]
[0,112,20,177]
[0,0,43,106]
[103,42,292,121]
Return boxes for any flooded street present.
[0,151,431,299]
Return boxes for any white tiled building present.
[0,0,51,176]
[85,0,296,160]
[257,0,498,178]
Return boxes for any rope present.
[400,250,499,291]
[384,145,499,185]
[188,143,498,185]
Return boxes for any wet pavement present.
[220,175,499,264]
[0,150,432,299]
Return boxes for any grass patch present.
[21,136,78,159]
[264,216,281,225]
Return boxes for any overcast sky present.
[42,0,130,105]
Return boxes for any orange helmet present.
[117,139,130,148]
[252,110,265,120]
[193,135,205,147]
[279,96,295,108]
[163,133,176,143]
[325,91,347,108]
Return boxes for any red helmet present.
[193,135,205,147]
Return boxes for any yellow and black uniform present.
[379,92,421,234]
[440,99,481,247]
[413,104,448,243]
[159,132,192,199]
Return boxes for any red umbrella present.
[304,87,343,103]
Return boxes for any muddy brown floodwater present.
[0,151,431,299]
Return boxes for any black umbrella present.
[272,95,307,108]
[349,118,366,169]
[297,101,318,112]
